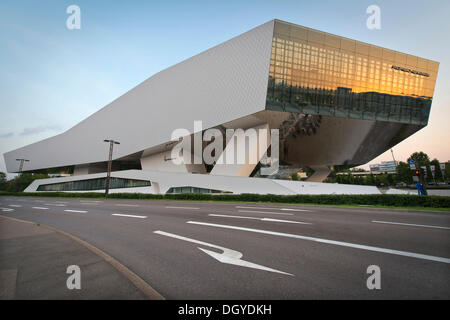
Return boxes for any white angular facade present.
[4,20,439,195]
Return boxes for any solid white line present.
[112,213,147,219]
[236,206,310,212]
[8,205,22,207]
[64,210,87,213]
[208,214,311,224]
[32,207,48,210]
[372,220,450,230]
[186,221,450,264]
[165,206,199,210]
[115,204,140,207]
[238,210,293,216]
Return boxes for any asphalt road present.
[1,196,449,299]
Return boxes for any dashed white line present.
[8,205,22,207]
[208,214,311,224]
[165,206,199,210]
[186,221,450,264]
[372,220,450,230]
[112,213,147,219]
[238,210,293,216]
[115,204,140,207]
[64,210,87,213]
[44,203,67,207]
[236,206,311,212]
[0,208,14,212]
[32,207,49,210]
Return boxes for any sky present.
[1,0,449,178]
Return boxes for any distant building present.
[369,161,398,173]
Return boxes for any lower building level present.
[24,169,384,195]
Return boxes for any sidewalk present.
[0,216,147,300]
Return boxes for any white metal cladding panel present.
[4,20,275,172]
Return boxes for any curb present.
[0,215,165,300]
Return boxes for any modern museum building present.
[3,19,439,195]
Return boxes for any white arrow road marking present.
[8,205,22,207]
[64,210,87,213]
[112,213,147,219]
[372,220,450,230]
[154,230,293,276]
[32,207,48,210]
[208,214,311,225]
[238,210,293,216]
[186,221,450,264]
[236,206,311,212]
[1,208,14,212]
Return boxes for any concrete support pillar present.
[210,123,270,177]
[307,165,331,182]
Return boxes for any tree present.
[0,172,6,191]
[408,151,432,183]
[396,161,413,184]
[430,159,443,182]
[407,152,430,167]
[4,173,49,192]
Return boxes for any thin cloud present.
[19,125,61,136]
[0,132,14,138]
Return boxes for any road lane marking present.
[238,210,293,216]
[32,207,49,210]
[8,205,22,207]
[80,200,103,203]
[186,221,450,264]
[112,213,147,219]
[208,214,311,225]
[44,203,67,207]
[154,230,292,275]
[236,206,311,212]
[115,204,140,207]
[372,220,450,230]
[64,210,87,213]
[165,206,199,210]
[1,208,14,212]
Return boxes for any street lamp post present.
[103,140,120,195]
[16,158,30,173]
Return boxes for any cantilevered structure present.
[4,20,439,194]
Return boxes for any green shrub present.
[0,191,449,208]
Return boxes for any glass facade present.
[267,20,439,125]
[37,177,151,192]
[166,186,232,194]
